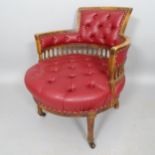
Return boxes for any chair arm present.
[110,35,130,54]
[35,29,79,60]
[109,35,130,75]
[108,35,130,96]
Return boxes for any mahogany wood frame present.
[33,6,132,148]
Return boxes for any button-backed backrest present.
[78,7,132,47]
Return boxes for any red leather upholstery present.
[39,9,128,50]
[40,32,81,49]
[25,54,125,113]
[79,9,125,46]
[116,47,128,66]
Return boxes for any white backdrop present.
[0,0,155,84]
[0,1,155,155]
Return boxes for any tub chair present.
[25,6,132,148]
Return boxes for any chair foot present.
[114,103,119,109]
[114,99,119,109]
[87,111,96,149]
[89,142,96,149]
[38,111,46,116]
[37,104,46,116]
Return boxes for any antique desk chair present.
[25,7,132,148]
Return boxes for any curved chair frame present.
[33,6,132,148]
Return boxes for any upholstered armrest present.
[35,30,81,55]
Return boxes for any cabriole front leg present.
[87,111,96,148]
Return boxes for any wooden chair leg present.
[87,111,96,149]
[114,98,119,109]
[37,104,46,116]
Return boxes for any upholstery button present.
[85,70,94,76]
[68,65,75,69]
[50,37,53,40]
[87,63,93,68]
[51,36,56,42]
[100,38,105,44]
[77,35,81,40]
[111,25,116,30]
[85,57,91,61]
[93,14,98,19]
[98,24,103,29]
[107,14,111,19]
[47,77,56,84]
[53,61,58,65]
[67,84,76,92]
[103,35,107,40]
[87,81,95,88]
[64,35,69,41]
[90,34,95,39]
[69,59,76,63]
[68,74,76,79]
[69,55,75,59]
[51,67,58,72]
[52,36,56,42]
[85,23,91,28]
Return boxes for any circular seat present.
[25,54,112,113]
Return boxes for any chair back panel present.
[79,8,131,47]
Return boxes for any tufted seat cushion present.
[25,54,125,113]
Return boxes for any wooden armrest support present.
[34,29,75,60]
[108,35,130,96]
[110,35,130,54]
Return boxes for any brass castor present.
[89,142,96,149]
[114,102,119,109]
[114,99,119,109]
[38,111,46,116]
[37,105,46,116]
